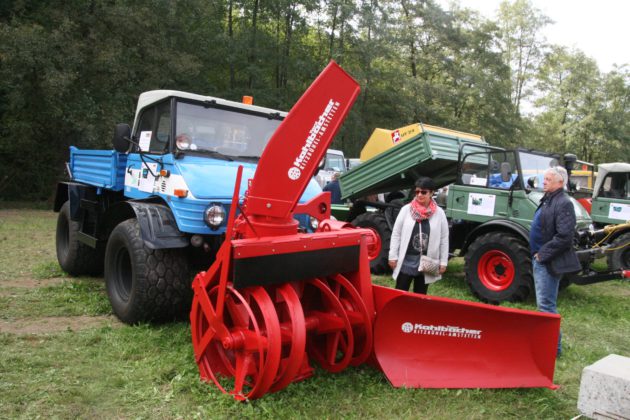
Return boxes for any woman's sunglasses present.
[415,189,431,196]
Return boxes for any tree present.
[497,0,551,115]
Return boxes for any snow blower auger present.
[190,61,562,401]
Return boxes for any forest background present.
[0,0,628,201]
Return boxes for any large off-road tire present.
[352,212,392,274]
[56,201,104,276]
[465,232,533,304]
[607,231,630,270]
[104,218,191,324]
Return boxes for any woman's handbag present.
[419,255,440,275]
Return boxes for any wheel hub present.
[478,250,515,291]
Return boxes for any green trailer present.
[340,124,487,200]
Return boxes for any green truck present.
[577,162,630,270]
[335,124,623,303]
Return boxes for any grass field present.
[1,209,628,419]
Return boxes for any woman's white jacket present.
[388,203,449,284]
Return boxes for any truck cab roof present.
[135,90,288,123]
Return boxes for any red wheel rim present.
[190,284,282,401]
[328,274,373,366]
[302,278,354,373]
[477,250,515,291]
[269,283,307,393]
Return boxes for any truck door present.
[448,151,518,222]
[591,172,630,224]
[124,100,173,198]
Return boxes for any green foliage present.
[0,0,627,201]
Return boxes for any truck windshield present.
[175,101,283,158]
[325,154,347,173]
[519,151,560,191]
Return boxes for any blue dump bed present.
[69,146,127,191]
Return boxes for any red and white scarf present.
[410,198,437,222]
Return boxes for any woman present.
[388,177,449,294]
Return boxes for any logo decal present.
[391,129,401,144]
[289,99,340,180]
[288,167,301,180]
[401,322,414,333]
[400,322,482,340]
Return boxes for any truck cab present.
[114,90,320,234]
[589,162,630,226]
[448,147,592,233]
[586,162,630,270]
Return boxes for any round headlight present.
[204,204,226,229]
[309,216,319,231]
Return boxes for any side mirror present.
[113,123,132,153]
[563,153,577,171]
[527,176,538,189]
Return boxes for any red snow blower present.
[190,61,561,401]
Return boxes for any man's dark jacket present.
[533,188,581,274]
[323,180,343,204]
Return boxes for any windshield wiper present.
[179,149,234,161]
[233,155,261,162]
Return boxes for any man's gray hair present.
[545,166,568,186]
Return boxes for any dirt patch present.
[0,315,122,335]
[0,277,68,289]
[0,277,69,296]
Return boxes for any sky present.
[437,0,629,73]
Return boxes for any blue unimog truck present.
[54,90,322,323]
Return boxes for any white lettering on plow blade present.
[288,99,341,180]
[401,322,482,340]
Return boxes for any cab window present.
[600,173,629,199]
[135,100,172,154]
[488,152,519,189]
[460,153,489,186]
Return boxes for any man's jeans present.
[533,259,562,356]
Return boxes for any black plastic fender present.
[461,219,530,255]
[126,201,189,250]
[54,181,94,219]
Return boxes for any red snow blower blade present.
[190,61,560,401]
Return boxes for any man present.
[323,172,343,204]
[529,166,581,356]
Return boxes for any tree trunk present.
[328,2,338,60]
[248,0,260,90]
[228,0,235,89]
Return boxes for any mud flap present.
[372,285,560,389]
